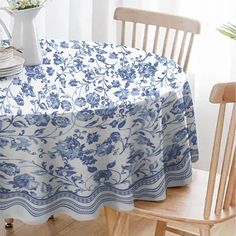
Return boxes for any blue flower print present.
[111,80,120,88]
[110,120,118,128]
[71,40,81,49]
[53,53,63,65]
[0,162,20,176]
[55,137,83,160]
[85,69,95,81]
[75,97,86,107]
[56,164,76,177]
[45,47,52,53]
[76,109,94,122]
[110,132,121,142]
[170,98,185,115]
[21,83,35,97]
[138,62,157,78]
[43,58,51,65]
[0,187,10,193]
[12,174,39,190]
[131,88,140,96]
[142,88,159,97]
[41,183,53,193]
[95,107,117,120]
[86,92,100,108]
[47,92,60,109]
[128,150,145,163]
[156,55,167,64]
[25,66,45,80]
[87,132,100,144]
[80,155,97,165]
[0,39,199,212]
[163,144,182,162]
[51,116,70,128]
[183,96,194,110]
[26,114,50,127]
[129,104,142,116]
[14,95,24,106]
[10,138,31,152]
[61,100,72,111]
[93,169,112,183]
[60,41,69,48]
[74,58,83,70]
[135,135,155,148]
[191,135,197,145]
[109,52,118,59]
[0,138,9,148]
[172,128,188,143]
[118,66,135,82]
[12,77,21,85]
[46,67,55,76]
[96,54,106,62]
[114,89,129,100]
[183,82,190,94]
[96,139,114,157]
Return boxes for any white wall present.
[0,0,235,171]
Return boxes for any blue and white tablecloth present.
[0,39,198,224]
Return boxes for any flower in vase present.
[7,0,46,10]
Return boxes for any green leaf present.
[217,23,236,40]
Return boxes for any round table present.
[0,39,198,224]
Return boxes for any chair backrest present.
[114,7,201,72]
[204,82,236,218]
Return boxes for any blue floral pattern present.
[0,39,198,223]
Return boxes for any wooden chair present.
[114,7,201,72]
[109,82,236,236]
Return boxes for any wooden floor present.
[0,210,235,236]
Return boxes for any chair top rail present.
[114,7,201,34]
[210,82,236,104]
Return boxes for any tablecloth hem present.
[0,202,134,225]
[0,177,192,225]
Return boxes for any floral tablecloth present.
[0,39,198,224]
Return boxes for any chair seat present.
[133,169,236,225]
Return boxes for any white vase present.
[11,7,43,65]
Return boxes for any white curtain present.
[0,0,236,172]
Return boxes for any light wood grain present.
[104,207,118,236]
[111,212,128,236]
[204,104,226,218]
[210,82,236,103]
[1,211,236,236]
[224,148,236,209]
[133,170,235,225]
[166,226,199,236]
[111,83,236,235]
[215,104,236,215]
[231,183,236,206]
[200,228,211,236]
[154,221,166,236]
[114,7,201,72]
[0,212,183,236]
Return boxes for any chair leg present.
[5,218,14,229]
[123,215,129,236]
[104,207,119,236]
[200,228,211,236]
[48,215,54,220]
[111,212,129,236]
[155,221,167,236]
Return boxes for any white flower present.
[7,0,45,10]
